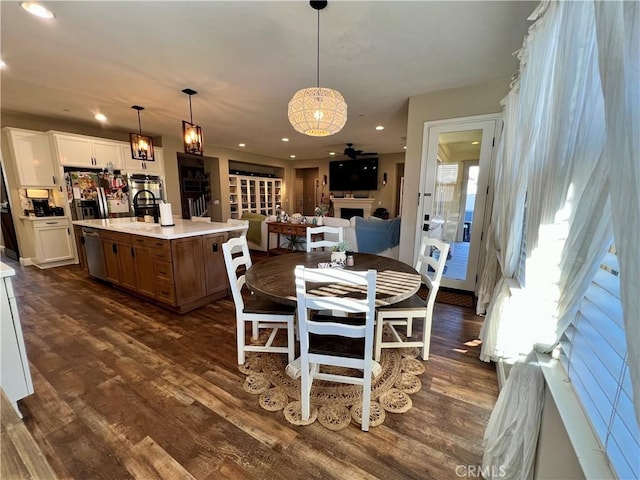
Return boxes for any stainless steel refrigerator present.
[65,168,131,220]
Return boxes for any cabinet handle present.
[52,175,56,184]
[212,243,218,253]
[67,228,70,235]
[80,236,86,245]
[112,243,117,254]
[131,247,135,257]
[45,221,58,225]
[161,290,170,295]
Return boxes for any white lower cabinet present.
[0,263,33,417]
[30,218,75,267]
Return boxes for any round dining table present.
[245,252,421,307]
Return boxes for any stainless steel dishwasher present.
[82,227,107,281]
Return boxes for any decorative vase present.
[330,251,346,266]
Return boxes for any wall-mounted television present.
[329,158,378,191]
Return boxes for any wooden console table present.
[266,222,321,256]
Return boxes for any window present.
[559,244,640,479]
[434,163,458,219]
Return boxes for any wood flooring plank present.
[130,435,197,480]
[4,421,58,479]
[7,261,498,480]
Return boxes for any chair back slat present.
[222,236,253,313]
[222,235,296,366]
[415,237,450,291]
[306,226,345,252]
[295,265,376,341]
[295,264,377,431]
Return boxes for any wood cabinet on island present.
[72,218,246,313]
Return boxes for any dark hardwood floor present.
[4,258,498,480]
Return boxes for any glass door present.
[416,116,497,291]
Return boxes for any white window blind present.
[559,245,640,479]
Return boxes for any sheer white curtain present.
[482,0,640,477]
[476,88,523,317]
[477,0,559,361]
[593,0,640,425]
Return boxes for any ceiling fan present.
[343,143,378,159]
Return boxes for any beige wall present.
[291,152,405,218]
[399,77,510,264]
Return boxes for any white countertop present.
[72,218,246,240]
[0,262,16,278]
[19,215,70,221]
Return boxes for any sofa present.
[242,212,401,259]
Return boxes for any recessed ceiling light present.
[238,143,246,147]
[290,154,296,159]
[375,125,385,131]
[329,152,336,156]
[281,137,289,142]
[94,113,107,122]
[472,141,480,145]
[21,2,55,19]
[403,146,407,150]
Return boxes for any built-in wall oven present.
[127,174,164,215]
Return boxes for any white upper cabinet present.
[3,128,58,188]
[121,144,164,175]
[51,132,123,169]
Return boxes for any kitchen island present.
[72,218,246,313]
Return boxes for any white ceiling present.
[0,1,534,161]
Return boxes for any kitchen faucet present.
[132,189,158,223]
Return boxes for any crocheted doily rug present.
[239,332,425,431]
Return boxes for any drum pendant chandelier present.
[288,1,347,137]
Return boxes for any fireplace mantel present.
[332,197,376,219]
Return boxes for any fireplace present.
[340,207,363,219]
[332,198,376,219]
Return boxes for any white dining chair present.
[222,236,296,366]
[374,236,450,361]
[295,265,377,431]
[306,226,344,252]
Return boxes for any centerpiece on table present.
[330,241,351,266]
[313,204,328,225]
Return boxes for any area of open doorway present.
[293,167,321,216]
[417,114,498,292]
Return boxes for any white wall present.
[399,78,510,265]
